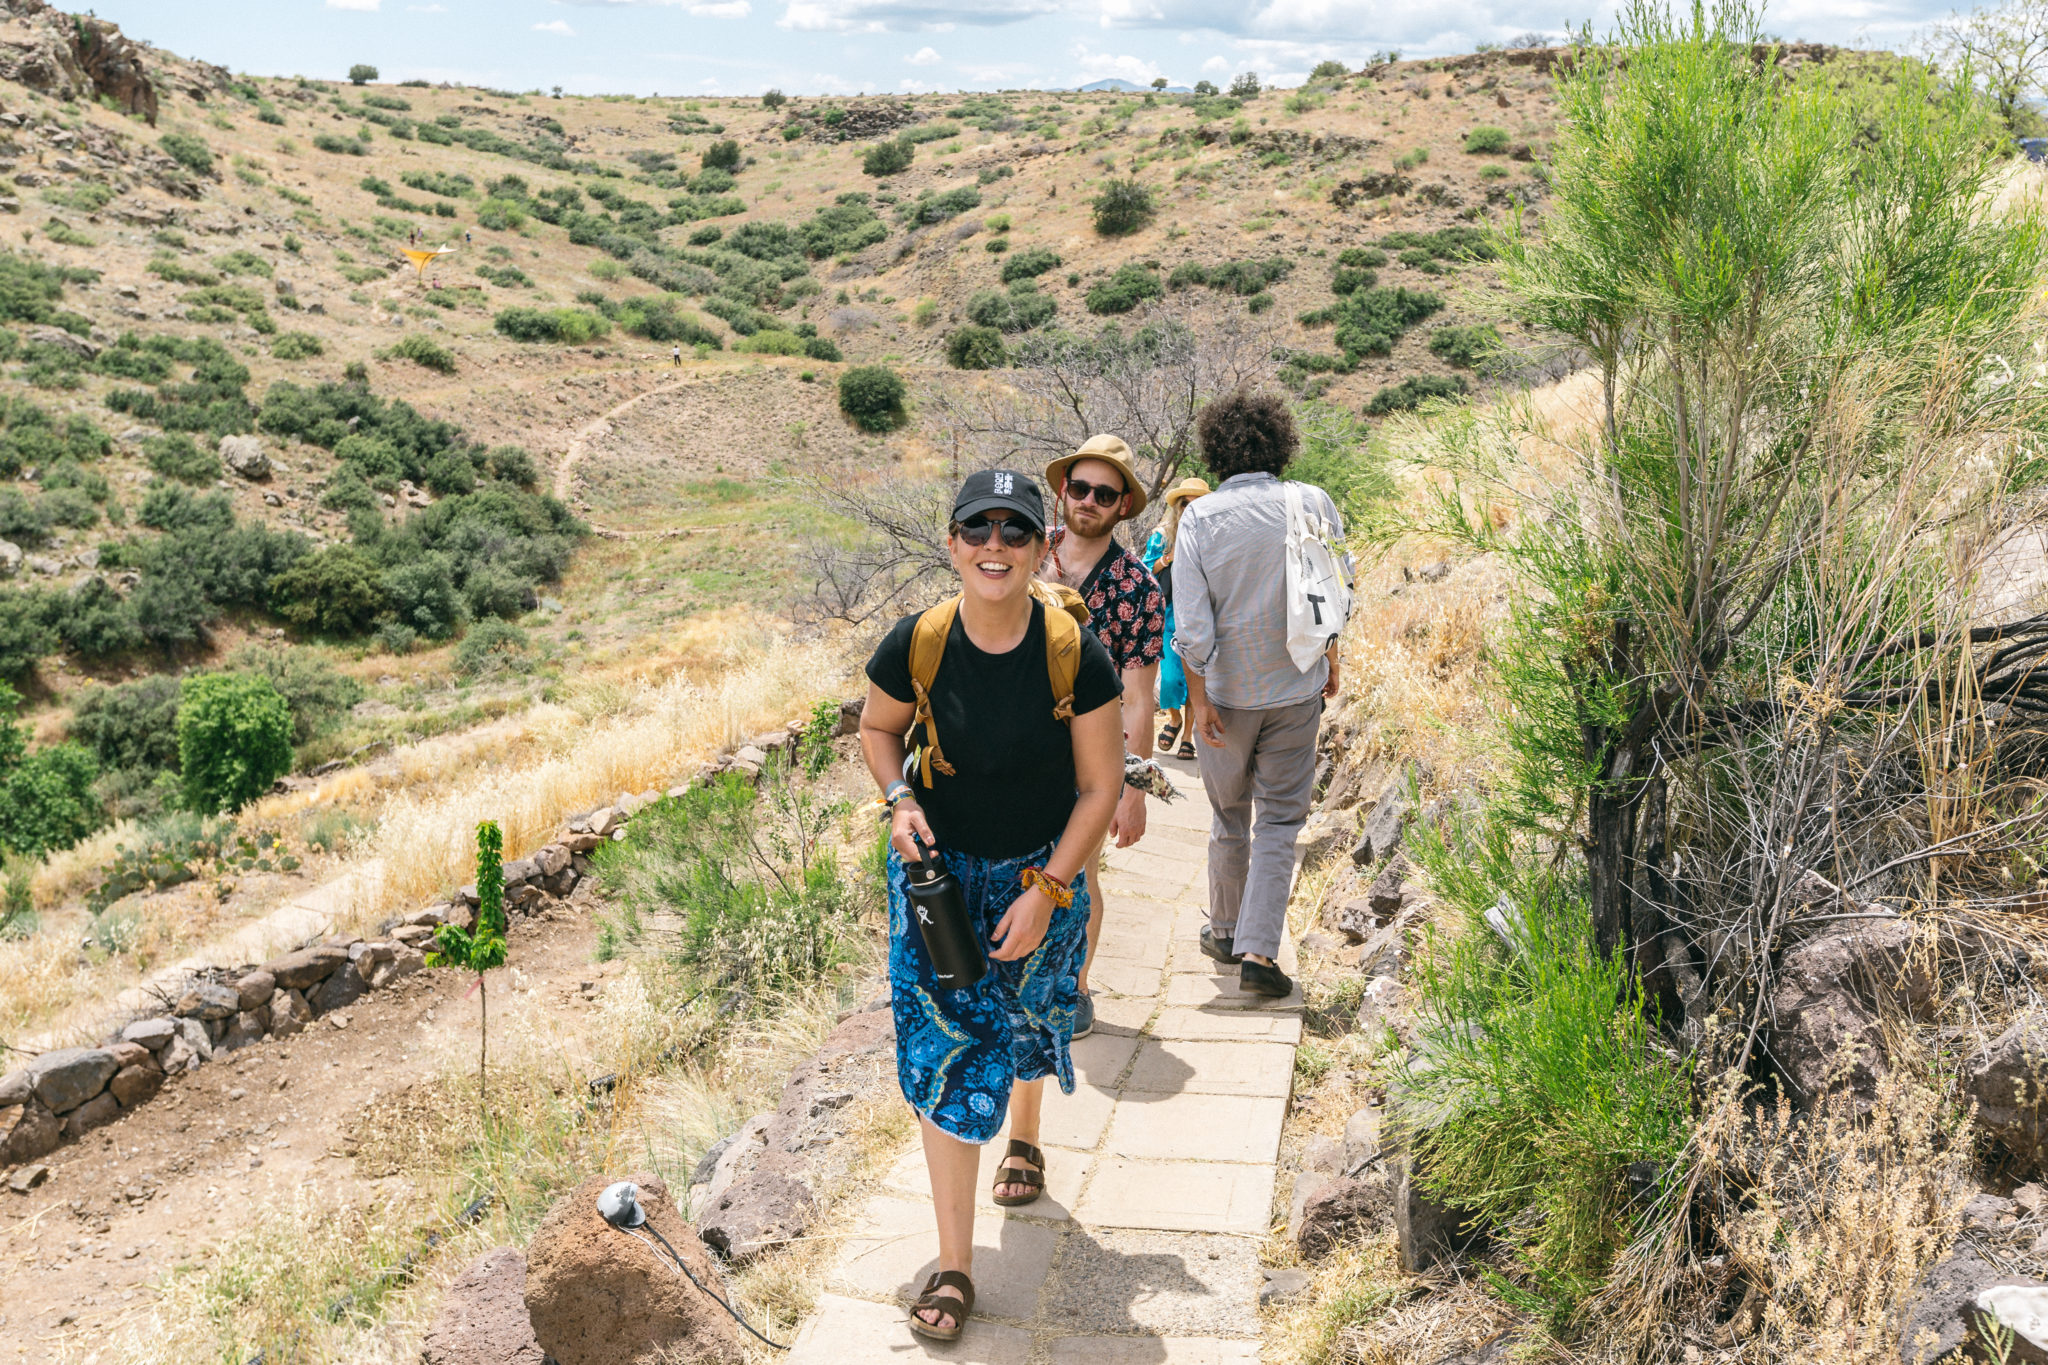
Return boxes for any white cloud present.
[778,0,1057,31]
[1071,42,1160,83]
[901,77,934,90]
[689,1,754,14]
[326,0,381,10]
[906,44,943,63]
[1200,53,1229,71]
[533,19,578,32]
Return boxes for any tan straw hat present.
[1163,476,1211,508]
[1044,434,1148,518]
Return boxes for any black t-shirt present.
[867,599,1121,859]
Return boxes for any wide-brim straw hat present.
[1044,434,1148,519]
[1163,476,1211,508]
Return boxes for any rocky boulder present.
[176,981,241,1021]
[697,1167,817,1264]
[218,434,270,480]
[307,962,368,1015]
[263,944,349,991]
[1769,908,1927,1110]
[0,1099,60,1165]
[1392,1152,1483,1272]
[525,1173,745,1365]
[0,539,20,577]
[30,1047,118,1114]
[234,970,276,1012]
[422,1247,546,1365]
[0,1069,27,1108]
[1896,1247,2048,1365]
[1963,1017,2048,1170]
[1350,777,1412,866]
[121,1017,176,1050]
[108,1064,163,1109]
[1297,1173,1392,1260]
[62,1091,119,1138]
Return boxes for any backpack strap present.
[907,596,962,785]
[1030,581,1088,723]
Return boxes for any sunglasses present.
[956,515,1038,550]
[1064,476,1127,508]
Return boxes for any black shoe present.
[1239,959,1293,998]
[1072,991,1095,1039]
[1199,927,1243,965]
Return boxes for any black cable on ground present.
[631,1222,790,1351]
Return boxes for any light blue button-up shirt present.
[1172,472,1342,710]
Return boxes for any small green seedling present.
[427,819,509,1112]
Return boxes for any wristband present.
[878,782,916,810]
[1018,866,1075,909]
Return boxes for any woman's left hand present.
[989,885,1054,962]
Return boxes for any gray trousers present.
[1194,695,1322,961]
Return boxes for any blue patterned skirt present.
[887,841,1089,1144]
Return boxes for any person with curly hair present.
[1172,389,1343,999]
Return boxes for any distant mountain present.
[1076,78,1193,93]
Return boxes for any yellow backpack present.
[906,581,1091,786]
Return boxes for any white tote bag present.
[1282,481,1354,672]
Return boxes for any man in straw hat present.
[1039,434,1165,1038]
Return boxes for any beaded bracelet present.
[1018,866,1075,909]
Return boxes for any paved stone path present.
[789,763,1303,1364]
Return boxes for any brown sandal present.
[908,1269,975,1341]
[991,1139,1046,1207]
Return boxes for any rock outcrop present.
[421,1247,547,1365]
[525,1173,745,1365]
[0,0,158,123]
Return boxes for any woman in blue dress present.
[859,468,1123,1342]
[1142,477,1210,760]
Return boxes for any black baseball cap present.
[951,469,1046,535]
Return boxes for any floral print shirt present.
[1047,530,1165,675]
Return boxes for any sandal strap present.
[1003,1139,1045,1171]
[919,1270,976,1314]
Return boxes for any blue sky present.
[87,0,1957,97]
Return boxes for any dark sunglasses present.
[1064,476,1126,508]
[956,515,1038,549]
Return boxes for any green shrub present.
[488,445,538,487]
[803,336,842,361]
[1333,286,1444,359]
[737,329,807,356]
[312,133,367,156]
[269,544,390,635]
[51,577,141,657]
[0,487,49,546]
[1085,263,1163,315]
[70,675,183,773]
[617,296,721,347]
[688,224,723,246]
[1332,267,1378,296]
[272,331,324,360]
[160,132,214,176]
[381,554,465,639]
[838,364,908,432]
[219,641,365,745]
[0,588,55,680]
[945,325,1006,370]
[1430,324,1504,370]
[1337,247,1389,269]
[1364,373,1468,414]
[1091,177,1156,236]
[799,198,888,258]
[177,671,294,813]
[349,63,379,85]
[1464,124,1512,154]
[967,280,1057,332]
[476,197,527,231]
[0,721,100,860]
[453,619,530,678]
[144,433,220,484]
[701,138,742,171]
[39,488,97,529]
[908,186,981,224]
[863,137,914,177]
[391,333,457,374]
[1001,247,1062,283]
[492,307,610,344]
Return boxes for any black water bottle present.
[905,837,986,990]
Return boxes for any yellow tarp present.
[400,246,457,276]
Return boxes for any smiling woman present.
[856,468,1122,1342]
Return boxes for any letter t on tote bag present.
[1282,482,1354,672]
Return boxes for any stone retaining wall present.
[0,707,860,1176]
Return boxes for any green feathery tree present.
[427,820,508,1112]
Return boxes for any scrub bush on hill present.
[946,325,1007,370]
[1091,178,1156,236]
[177,672,294,814]
[492,306,610,344]
[0,250,93,335]
[218,641,365,745]
[69,674,184,774]
[159,132,214,177]
[838,365,908,432]
[389,333,457,373]
[799,197,889,258]
[863,137,914,177]
[1364,372,1468,414]
[1085,263,1164,315]
[615,296,722,347]
[0,398,111,477]
[1331,286,1444,359]
[966,280,1057,332]
[1001,247,1062,284]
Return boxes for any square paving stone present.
[1074,1157,1276,1234]
[1164,974,1303,1011]
[1042,1079,1117,1149]
[1088,996,1156,1036]
[787,1292,1034,1364]
[1148,1008,1303,1045]
[881,1143,1094,1220]
[1090,962,1163,999]
[1093,927,1171,970]
[1050,1339,1261,1365]
[1126,1040,1295,1098]
[1104,1093,1286,1165]
[1072,1031,1139,1087]
[1038,1227,1263,1337]
[836,1196,1060,1323]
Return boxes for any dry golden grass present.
[3,631,852,1049]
